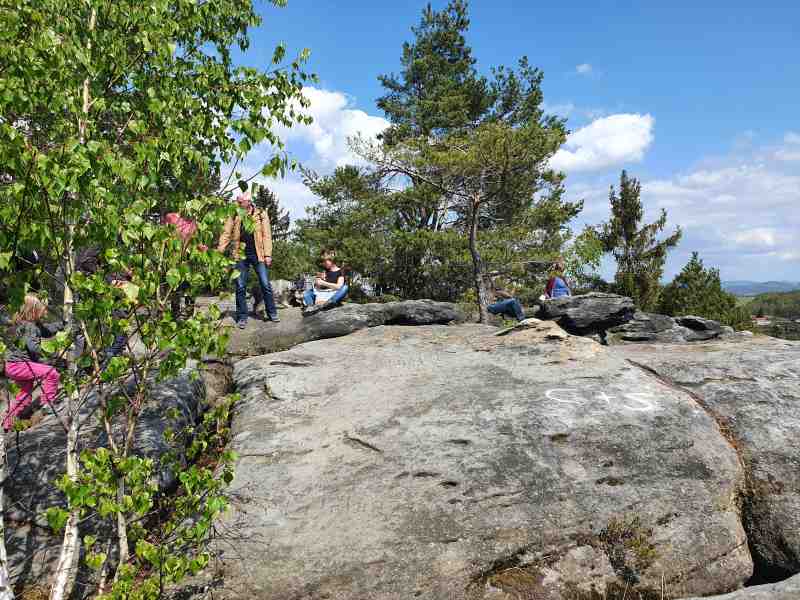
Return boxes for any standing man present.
[217,191,279,328]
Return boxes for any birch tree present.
[0,0,310,597]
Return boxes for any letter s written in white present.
[545,389,583,405]
[622,393,655,412]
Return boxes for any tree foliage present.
[376,0,490,145]
[297,165,472,299]
[357,63,578,320]
[0,0,309,597]
[747,290,800,320]
[252,184,291,241]
[596,170,682,311]
[659,252,750,328]
[301,1,580,315]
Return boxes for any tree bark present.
[0,432,15,600]
[49,406,80,600]
[468,199,490,323]
[49,8,96,600]
[112,411,139,582]
[50,222,81,600]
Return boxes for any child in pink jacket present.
[3,294,60,430]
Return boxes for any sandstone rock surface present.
[538,292,635,335]
[676,315,728,340]
[224,299,463,356]
[618,337,800,579]
[682,572,800,600]
[214,322,797,600]
[606,311,735,345]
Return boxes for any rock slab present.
[226,299,463,357]
[607,311,735,345]
[683,572,800,600]
[618,337,800,578]
[219,323,759,599]
[539,292,635,335]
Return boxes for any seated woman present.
[3,294,61,431]
[303,252,349,314]
[545,260,572,299]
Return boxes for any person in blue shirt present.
[545,260,572,299]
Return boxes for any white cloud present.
[784,132,800,145]
[774,149,800,162]
[551,113,655,172]
[280,87,389,169]
[733,228,778,248]
[571,142,800,280]
[576,63,593,75]
[263,175,318,221]
[775,250,800,262]
[235,86,390,220]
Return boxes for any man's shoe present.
[237,319,247,329]
[268,314,280,323]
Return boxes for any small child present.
[3,294,60,431]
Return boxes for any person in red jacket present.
[163,212,207,317]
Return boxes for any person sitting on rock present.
[2,294,61,431]
[102,270,137,367]
[545,260,572,299]
[303,251,349,316]
[486,278,526,322]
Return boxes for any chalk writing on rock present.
[545,388,656,412]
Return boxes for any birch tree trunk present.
[49,225,81,600]
[48,389,80,600]
[112,413,139,582]
[49,7,96,600]
[0,432,15,600]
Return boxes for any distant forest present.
[748,291,800,319]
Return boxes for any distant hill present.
[723,280,800,296]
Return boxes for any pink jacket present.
[164,213,198,244]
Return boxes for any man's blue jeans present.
[304,284,349,308]
[488,298,525,321]
[236,255,277,322]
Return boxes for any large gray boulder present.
[618,337,800,579]
[539,292,635,335]
[606,311,687,344]
[4,369,206,584]
[683,573,800,600]
[606,311,734,345]
[215,322,765,599]
[226,300,463,357]
[676,315,726,340]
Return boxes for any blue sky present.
[236,0,800,281]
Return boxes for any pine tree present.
[659,252,751,327]
[376,0,490,144]
[597,170,682,311]
[253,184,291,241]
